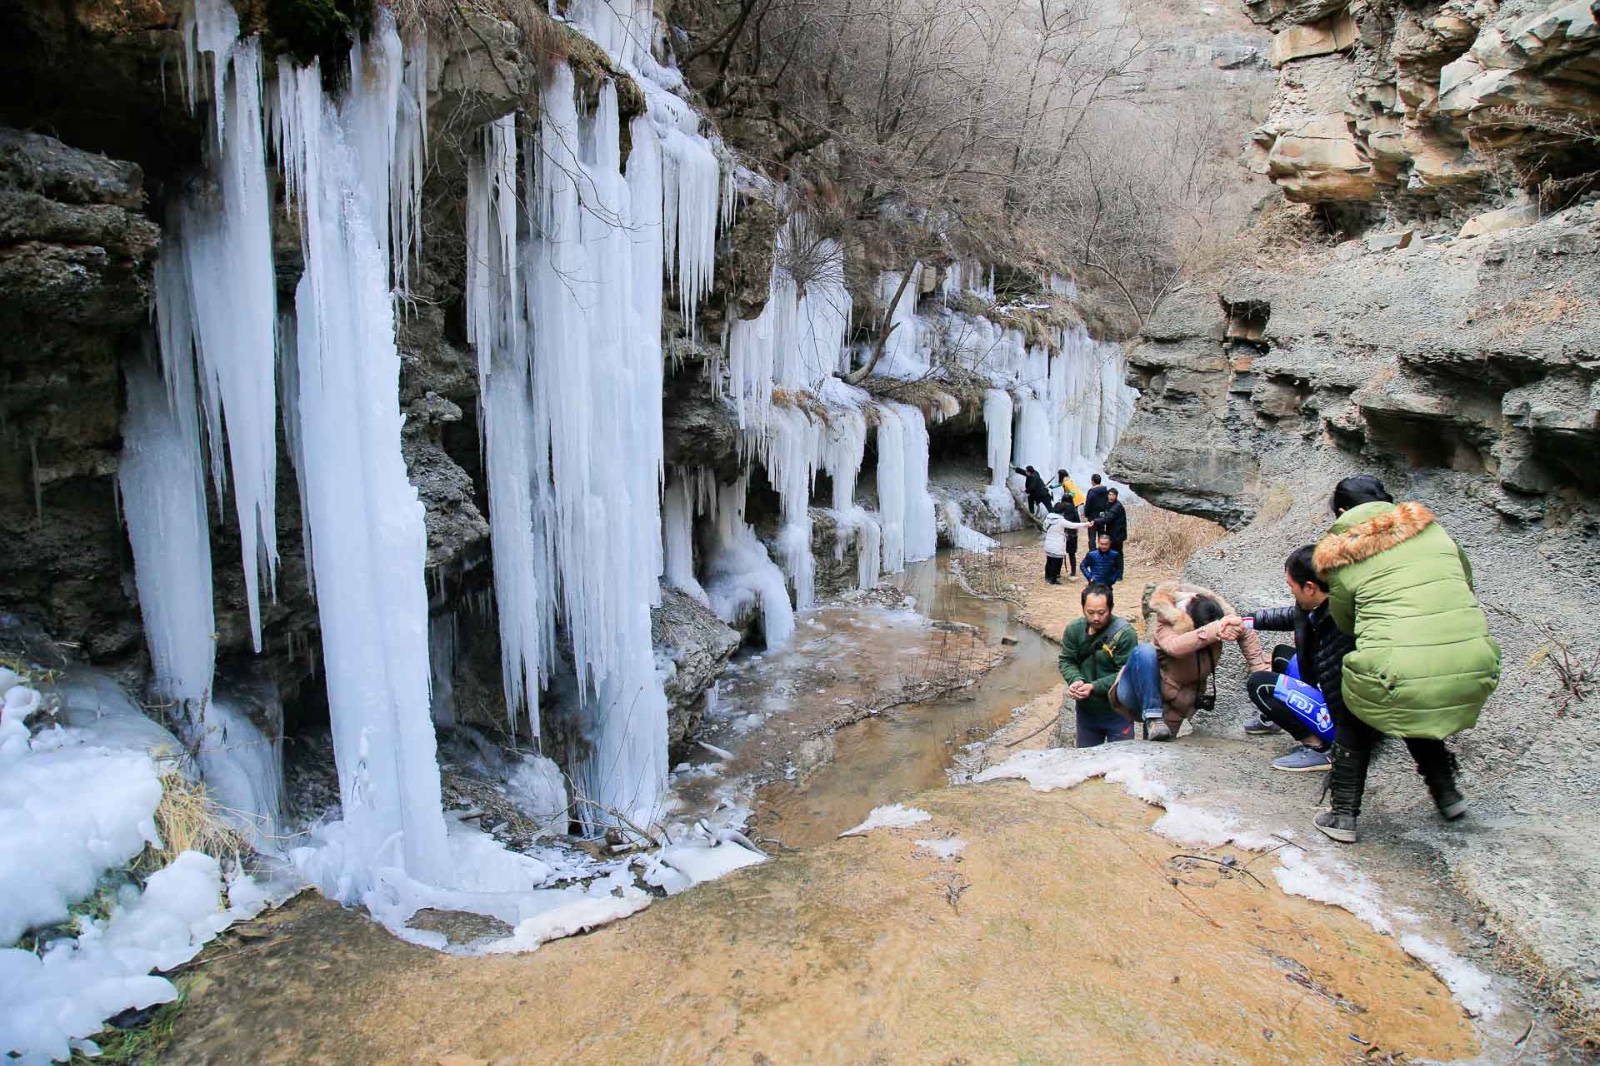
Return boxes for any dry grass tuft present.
[1122,503,1225,570]
[136,769,249,875]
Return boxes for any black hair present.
[1091,474,1103,484]
[1285,545,1328,591]
[1330,475,1393,515]
[1107,487,1119,497]
[1056,468,1068,480]
[1187,594,1225,628]
[1050,500,1070,515]
[1082,582,1114,610]
[1096,530,1112,542]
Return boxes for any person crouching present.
[1058,583,1139,746]
[1080,532,1123,587]
[1109,581,1269,741]
[1240,545,1352,772]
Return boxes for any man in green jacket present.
[1059,582,1139,746]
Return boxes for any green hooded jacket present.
[1313,500,1501,738]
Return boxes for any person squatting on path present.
[1080,532,1123,587]
[1042,502,1091,584]
[1058,583,1139,746]
[1308,475,1501,844]
[1093,488,1129,555]
[1109,581,1268,742]
[1241,545,1354,773]
[1014,465,1051,516]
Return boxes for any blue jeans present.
[1076,707,1134,747]
[1115,643,1166,721]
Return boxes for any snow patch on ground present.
[977,746,1501,1019]
[839,804,933,836]
[914,838,967,860]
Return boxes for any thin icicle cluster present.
[876,402,939,574]
[172,5,279,651]
[871,265,928,378]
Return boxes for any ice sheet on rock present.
[939,498,996,554]
[839,803,933,837]
[650,839,765,893]
[196,695,284,844]
[505,753,569,831]
[872,265,927,378]
[1398,934,1500,1017]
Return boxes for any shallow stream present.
[676,537,1060,848]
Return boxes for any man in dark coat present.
[1241,545,1356,772]
[1093,488,1128,553]
[1013,465,1051,516]
[1082,474,1109,530]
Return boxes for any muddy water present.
[694,540,1061,848]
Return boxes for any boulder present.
[1458,200,1540,238]
[1264,114,1382,200]
[651,586,741,756]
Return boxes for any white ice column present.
[275,33,449,883]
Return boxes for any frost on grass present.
[978,746,1501,1019]
[839,804,934,837]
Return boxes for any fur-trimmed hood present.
[1314,501,1436,574]
[1148,580,1238,635]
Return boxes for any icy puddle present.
[677,544,1062,848]
[163,779,1482,1064]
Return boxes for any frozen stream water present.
[675,536,1060,848]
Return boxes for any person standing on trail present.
[1014,465,1051,516]
[1082,474,1109,530]
[1049,469,1084,508]
[1080,532,1123,587]
[1239,545,1353,773]
[1109,580,1269,742]
[1308,475,1500,844]
[1058,583,1139,747]
[1094,488,1129,554]
[1042,502,1092,584]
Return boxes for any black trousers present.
[1044,555,1064,583]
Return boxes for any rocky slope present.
[1115,0,1599,1024]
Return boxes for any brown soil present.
[166,780,1475,1065]
[961,544,1172,642]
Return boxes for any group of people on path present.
[1017,467,1127,588]
[1055,474,1501,845]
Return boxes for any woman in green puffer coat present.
[1309,475,1501,844]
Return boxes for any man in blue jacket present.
[1241,545,1354,772]
[1080,532,1123,587]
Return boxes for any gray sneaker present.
[1144,716,1173,742]
[1314,811,1359,843]
[1243,715,1283,736]
[1272,745,1332,773]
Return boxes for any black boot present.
[1314,742,1370,843]
[1410,741,1468,821]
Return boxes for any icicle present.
[275,42,449,883]
[982,387,1017,519]
[873,265,925,377]
[470,115,550,736]
[174,30,280,651]
[703,479,795,648]
[524,70,669,829]
[119,338,215,717]
[662,474,709,605]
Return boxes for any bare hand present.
[1217,617,1244,641]
[1068,680,1093,700]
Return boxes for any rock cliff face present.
[1244,0,1600,205]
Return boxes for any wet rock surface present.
[651,586,742,757]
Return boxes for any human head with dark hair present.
[1091,474,1103,485]
[1081,582,1115,632]
[1107,488,1119,501]
[1187,593,1225,629]
[1330,475,1393,516]
[1097,532,1112,551]
[1285,544,1330,609]
[1050,499,1070,516]
[1056,468,1069,484]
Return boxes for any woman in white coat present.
[1043,501,1092,584]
